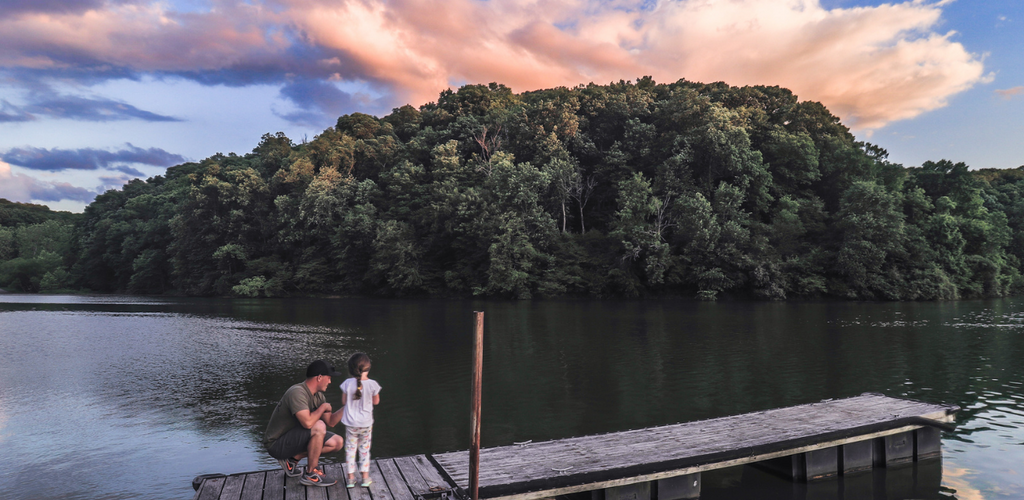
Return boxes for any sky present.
[0,0,1021,212]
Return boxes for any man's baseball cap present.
[306,360,344,378]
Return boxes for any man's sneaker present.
[300,465,337,487]
[278,457,302,477]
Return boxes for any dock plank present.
[325,463,349,500]
[265,470,286,500]
[367,462,396,500]
[412,454,451,490]
[220,475,247,500]
[432,394,957,498]
[240,472,267,500]
[348,471,373,500]
[394,456,432,496]
[284,473,305,500]
[197,477,226,500]
[378,459,416,500]
[308,484,330,500]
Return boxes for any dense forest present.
[2,78,1024,300]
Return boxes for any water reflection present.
[0,296,1022,499]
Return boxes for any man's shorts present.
[267,426,339,460]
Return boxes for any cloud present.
[0,0,110,16]
[1,144,186,172]
[0,161,98,203]
[97,172,138,189]
[995,86,1024,100]
[0,100,34,122]
[276,78,391,126]
[22,94,181,122]
[0,0,988,130]
[1,77,181,122]
[113,165,146,177]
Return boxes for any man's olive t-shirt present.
[264,382,327,447]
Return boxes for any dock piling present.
[804,447,838,480]
[470,311,484,500]
[839,440,874,474]
[914,427,942,460]
[881,431,915,466]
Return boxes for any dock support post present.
[839,440,874,474]
[755,454,806,481]
[657,473,701,500]
[879,431,915,466]
[804,448,838,480]
[756,448,838,482]
[469,311,484,500]
[605,482,650,500]
[915,427,942,460]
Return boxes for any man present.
[264,360,345,486]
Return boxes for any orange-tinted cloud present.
[0,161,98,202]
[995,86,1024,99]
[0,0,987,130]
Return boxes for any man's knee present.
[311,420,327,436]
[325,434,344,452]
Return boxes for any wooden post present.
[470,311,484,500]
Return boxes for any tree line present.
[2,78,1023,300]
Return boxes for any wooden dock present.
[432,393,957,499]
[193,394,958,500]
[192,456,455,500]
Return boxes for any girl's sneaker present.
[278,457,301,477]
[361,478,373,487]
[300,466,337,487]
[346,476,356,488]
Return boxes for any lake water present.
[0,295,1022,500]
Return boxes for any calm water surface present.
[0,295,1021,499]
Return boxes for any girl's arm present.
[373,393,380,405]
[341,392,348,406]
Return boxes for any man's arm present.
[294,402,332,429]
[323,408,342,427]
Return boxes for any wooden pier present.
[193,394,958,500]
[193,456,455,500]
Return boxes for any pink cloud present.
[0,162,98,203]
[995,86,1024,99]
[0,0,988,130]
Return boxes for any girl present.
[339,352,381,488]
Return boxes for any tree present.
[611,172,673,287]
[833,181,908,299]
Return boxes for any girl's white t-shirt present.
[340,377,381,428]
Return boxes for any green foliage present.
[0,199,81,228]
[19,78,1024,301]
[15,220,73,258]
[833,181,907,299]
[0,226,14,261]
[611,172,672,287]
[39,268,71,292]
[0,250,63,292]
[232,275,272,297]
[0,219,76,292]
